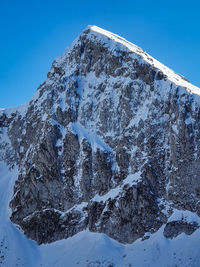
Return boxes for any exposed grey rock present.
[163,220,199,239]
[0,25,200,245]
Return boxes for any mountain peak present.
[58,25,199,96]
[1,26,200,266]
[80,25,143,53]
[83,25,137,45]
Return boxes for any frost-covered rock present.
[1,25,200,245]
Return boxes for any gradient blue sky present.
[1,0,200,108]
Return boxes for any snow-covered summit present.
[58,25,200,96]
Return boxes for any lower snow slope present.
[0,161,39,267]
[1,161,200,267]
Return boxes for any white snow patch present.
[168,209,200,224]
[172,124,178,134]
[19,146,24,153]
[71,121,113,153]
[93,171,141,203]
[185,117,193,125]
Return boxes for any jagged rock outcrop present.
[0,26,200,244]
[163,220,199,239]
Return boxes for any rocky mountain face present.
[1,25,200,245]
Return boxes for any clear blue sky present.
[1,0,200,108]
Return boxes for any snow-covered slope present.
[1,163,200,267]
[1,161,200,267]
[1,25,200,266]
[0,132,38,266]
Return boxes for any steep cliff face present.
[1,26,200,245]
